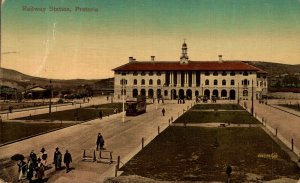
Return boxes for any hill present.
[0,67,114,91]
[244,61,300,76]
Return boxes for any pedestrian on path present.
[64,150,72,173]
[26,157,34,182]
[9,106,13,113]
[17,158,27,181]
[162,108,165,116]
[53,147,62,170]
[29,150,37,168]
[99,110,103,119]
[96,133,105,150]
[35,158,45,182]
[40,148,48,167]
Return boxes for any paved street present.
[1,99,299,182]
[0,100,192,183]
[245,100,300,156]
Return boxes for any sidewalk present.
[0,100,192,183]
[244,100,300,157]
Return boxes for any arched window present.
[149,79,153,85]
[164,90,168,96]
[205,72,210,76]
[242,79,249,86]
[213,72,218,76]
[222,79,226,86]
[230,72,236,76]
[149,72,153,76]
[243,90,248,96]
[133,72,138,76]
[120,79,127,85]
[141,79,145,85]
[230,80,235,86]
[157,79,161,85]
[205,79,209,85]
[214,79,218,85]
[133,79,137,85]
[157,72,161,76]
[243,72,249,76]
[141,72,146,76]
[222,72,227,76]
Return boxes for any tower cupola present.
[180,40,189,64]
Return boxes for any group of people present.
[17,147,72,182]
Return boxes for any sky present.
[1,0,300,79]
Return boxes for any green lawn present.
[175,111,260,124]
[192,104,244,110]
[0,101,63,111]
[17,103,123,121]
[121,126,299,182]
[0,122,74,145]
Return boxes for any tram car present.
[126,96,146,116]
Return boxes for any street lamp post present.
[49,80,52,114]
[122,79,125,123]
[251,79,254,115]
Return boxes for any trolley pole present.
[49,80,52,114]
[122,79,125,123]
[251,80,254,115]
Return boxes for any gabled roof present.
[113,61,266,72]
[26,86,46,92]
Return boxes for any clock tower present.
[180,40,189,64]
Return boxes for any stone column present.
[192,72,196,87]
[177,72,181,87]
[185,72,188,87]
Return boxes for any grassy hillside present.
[244,61,300,76]
[0,67,113,91]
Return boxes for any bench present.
[99,150,113,164]
[82,149,96,162]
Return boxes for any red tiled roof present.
[113,61,266,72]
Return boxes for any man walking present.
[99,110,103,119]
[53,147,62,170]
[96,133,105,150]
[162,108,165,116]
[64,150,72,173]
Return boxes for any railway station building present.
[113,42,268,101]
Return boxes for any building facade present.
[113,42,267,101]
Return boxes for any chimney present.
[218,55,223,63]
[151,56,155,62]
[129,57,136,62]
[129,57,133,62]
